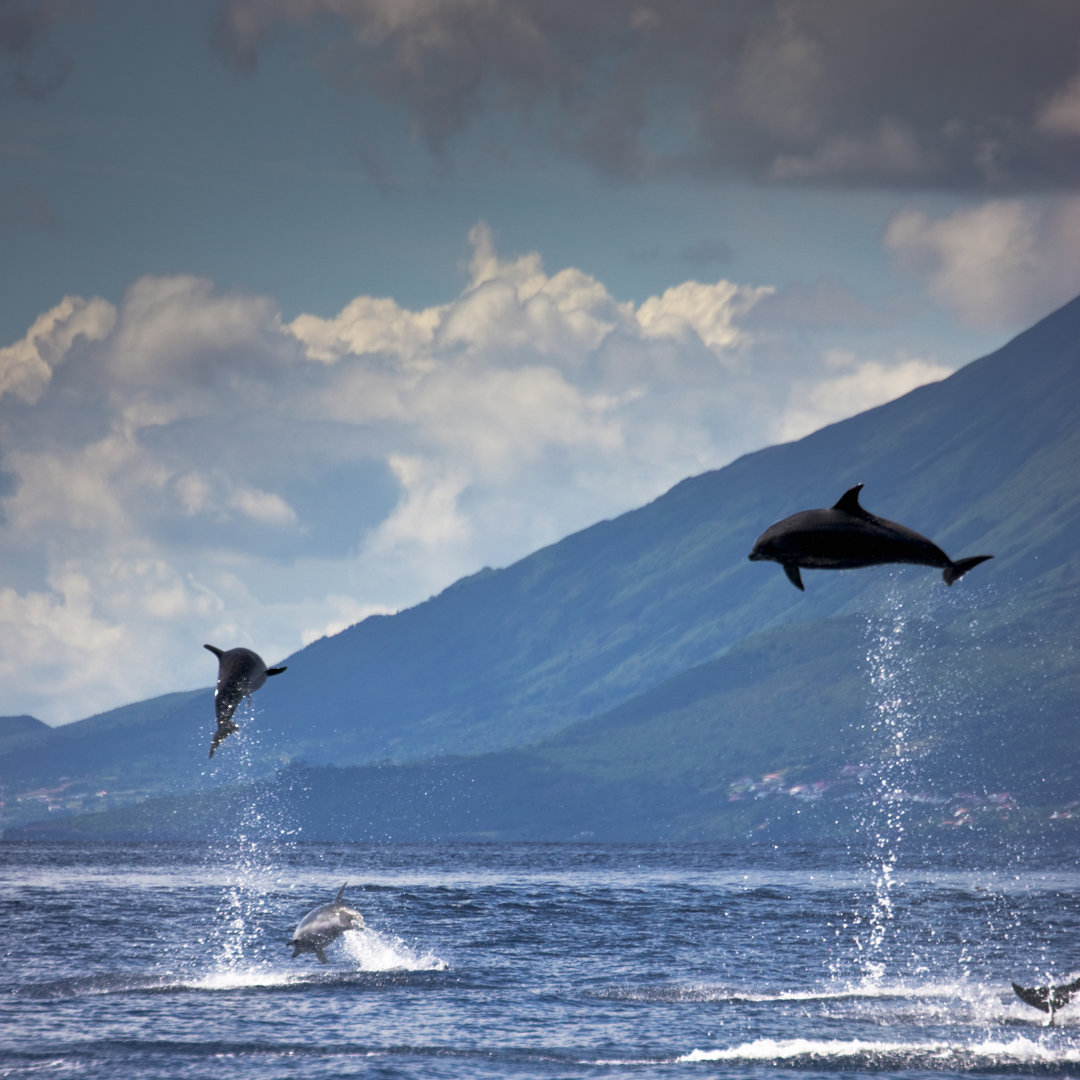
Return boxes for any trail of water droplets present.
[202,701,299,972]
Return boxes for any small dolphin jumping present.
[204,644,286,758]
[1012,977,1080,1025]
[288,883,365,964]
[748,484,993,591]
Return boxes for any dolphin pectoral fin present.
[315,946,328,964]
[831,484,866,516]
[266,666,286,676]
[943,554,993,585]
[783,564,805,591]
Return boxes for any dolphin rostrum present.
[288,883,365,964]
[204,644,286,758]
[748,484,993,591]
[1012,977,1080,1025]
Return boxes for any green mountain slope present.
[3,294,1079,837]
[23,594,1079,843]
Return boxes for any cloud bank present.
[885,197,1080,328]
[0,225,954,724]
[212,0,1080,191]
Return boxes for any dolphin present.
[287,883,365,964]
[748,484,993,591]
[204,644,286,758]
[1012,977,1080,1024]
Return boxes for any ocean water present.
[2,839,1079,1079]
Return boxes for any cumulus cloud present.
[212,0,1080,190]
[0,225,953,723]
[0,295,115,404]
[884,198,1080,328]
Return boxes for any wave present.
[593,977,967,1005]
[16,927,447,1000]
[679,1035,1080,1071]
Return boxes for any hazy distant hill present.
[24,597,1079,843]
[0,715,49,756]
[4,294,1079,839]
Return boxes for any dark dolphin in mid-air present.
[1012,976,1080,1024]
[204,644,286,757]
[288,883,365,964]
[748,484,992,591]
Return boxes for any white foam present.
[680,1035,1080,1065]
[339,927,448,971]
[186,967,308,991]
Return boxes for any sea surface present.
[2,838,1079,1079]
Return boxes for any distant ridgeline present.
[4,295,1080,842]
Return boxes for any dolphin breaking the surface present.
[204,644,286,758]
[748,484,993,591]
[1012,977,1080,1024]
[288,883,365,964]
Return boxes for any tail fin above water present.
[1013,976,1080,1021]
[943,554,993,585]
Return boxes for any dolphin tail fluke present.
[943,554,993,585]
[1012,977,1080,1020]
[1013,982,1050,1013]
[208,718,239,758]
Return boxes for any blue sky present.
[3,0,1080,724]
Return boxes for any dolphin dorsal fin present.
[832,484,867,516]
[266,666,287,677]
[335,882,348,902]
[203,644,224,659]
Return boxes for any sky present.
[4,0,1080,725]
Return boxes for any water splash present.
[202,700,298,974]
[860,595,916,979]
[836,585,939,984]
[339,926,448,971]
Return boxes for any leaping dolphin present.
[288,883,365,964]
[204,644,286,757]
[748,484,993,591]
[1012,977,1080,1025]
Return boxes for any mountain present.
[0,715,49,755]
[3,294,1079,839]
[19,599,1079,843]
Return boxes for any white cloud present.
[772,351,952,444]
[1037,72,1080,137]
[289,296,442,364]
[0,296,115,404]
[0,225,961,723]
[637,279,771,352]
[884,197,1080,328]
[229,486,299,527]
[107,274,292,390]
